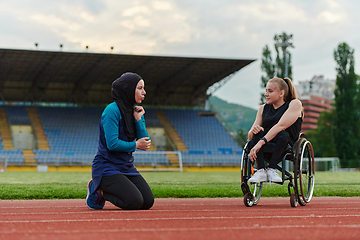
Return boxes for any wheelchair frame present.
[240,133,315,207]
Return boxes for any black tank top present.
[262,100,302,143]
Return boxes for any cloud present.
[317,11,343,23]
[121,16,151,29]
[122,5,150,16]
[29,14,82,32]
[152,1,172,10]
[2,0,360,109]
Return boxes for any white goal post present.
[314,157,340,172]
[284,157,340,172]
[0,157,6,171]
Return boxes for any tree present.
[274,33,293,79]
[233,128,248,148]
[333,42,359,161]
[306,111,336,157]
[355,75,360,157]
[260,45,275,103]
[260,32,293,103]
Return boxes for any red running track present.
[0,197,360,240]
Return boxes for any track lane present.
[0,197,359,240]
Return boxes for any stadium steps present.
[0,108,14,149]
[22,149,37,165]
[27,108,50,150]
[155,111,187,167]
[148,142,156,151]
[166,153,179,166]
[155,111,188,151]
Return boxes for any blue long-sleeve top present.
[91,102,149,191]
[102,102,149,151]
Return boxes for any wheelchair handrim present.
[240,141,249,171]
[300,140,315,203]
[251,182,262,204]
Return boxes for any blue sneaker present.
[86,180,105,210]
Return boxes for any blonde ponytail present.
[269,77,298,102]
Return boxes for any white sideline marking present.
[1,224,360,235]
[1,207,360,215]
[0,214,360,224]
[2,201,360,209]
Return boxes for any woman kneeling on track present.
[247,77,302,183]
[86,72,154,210]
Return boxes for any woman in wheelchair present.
[247,77,302,183]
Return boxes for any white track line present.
[2,202,360,209]
[1,214,359,224]
[1,207,360,215]
[1,224,360,235]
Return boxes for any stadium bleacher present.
[36,106,103,165]
[6,106,32,125]
[163,109,242,167]
[0,106,242,167]
[0,106,28,163]
[0,48,254,170]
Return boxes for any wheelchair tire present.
[299,197,307,206]
[244,193,256,207]
[246,182,262,206]
[294,137,315,205]
[241,142,262,206]
[290,193,298,208]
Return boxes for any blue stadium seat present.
[0,106,242,167]
[164,109,242,165]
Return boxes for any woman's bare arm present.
[248,105,264,140]
[248,99,302,161]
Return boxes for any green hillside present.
[208,96,257,132]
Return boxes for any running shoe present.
[86,179,105,210]
[267,168,282,183]
[248,168,267,183]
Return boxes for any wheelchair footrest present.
[271,181,284,186]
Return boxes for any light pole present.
[275,34,294,78]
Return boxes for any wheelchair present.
[240,133,315,207]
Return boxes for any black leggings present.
[249,130,291,169]
[99,174,154,210]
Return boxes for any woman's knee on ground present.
[120,194,144,210]
[140,196,154,210]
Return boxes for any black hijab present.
[111,72,142,139]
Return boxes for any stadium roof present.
[0,48,255,107]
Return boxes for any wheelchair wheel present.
[243,181,263,207]
[290,193,298,207]
[294,137,315,206]
[241,142,263,207]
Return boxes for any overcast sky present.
[1,0,359,109]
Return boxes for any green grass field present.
[0,171,359,200]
